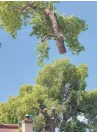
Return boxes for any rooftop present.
[0,124,19,132]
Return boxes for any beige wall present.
[22,120,33,132]
[0,119,33,132]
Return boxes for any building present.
[0,115,33,132]
[0,124,19,132]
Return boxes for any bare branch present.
[41,34,57,42]
[40,108,51,120]
[32,107,50,120]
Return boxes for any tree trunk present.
[45,118,55,132]
[44,9,66,54]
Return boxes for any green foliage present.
[0,98,19,124]
[60,119,87,132]
[0,1,95,131]
[0,1,88,65]
[0,58,96,131]
[36,41,50,66]
[18,127,22,132]
[36,58,88,100]
[19,85,33,96]
[80,90,97,130]
[33,113,45,129]
[57,14,87,54]
[30,10,53,39]
[0,2,50,37]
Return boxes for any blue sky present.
[0,1,97,102]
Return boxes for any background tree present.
[0,1,88,65]
[0,59,96,132]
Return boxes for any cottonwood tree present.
[0,59,96,132]
[0,1,88,65]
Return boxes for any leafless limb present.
[41,34,57,42]
[32,107,50,120]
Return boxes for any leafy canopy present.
[0,1,88,65]
[0,59,96,132]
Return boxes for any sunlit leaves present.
[57,14,87,54]
[0,59,96,131]
[0,1,88,65]
[19,85,33,96]
[36,58,88,100]
[36,41,50,66]
[0,2,23,37]
[33,113,45,129]
[80,90,97,130]
[31,10,53,39]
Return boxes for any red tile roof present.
[0,124,19,132]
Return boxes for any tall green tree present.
[0,59,96,132]
[0,1,88,65]
[0,2,95,132]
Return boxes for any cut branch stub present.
[44,8,67,54]
[56,36,67,54]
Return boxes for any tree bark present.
[20,3,66,54]
[44,9,66,54]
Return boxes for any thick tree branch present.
[21,3,45,13]
[41,34,57,42]
[40,108,51,120]
[21,4,36,12]
[44,9,66,54]
[32,107,50,120]
[17,3,67,54]
[10,2,67,54]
